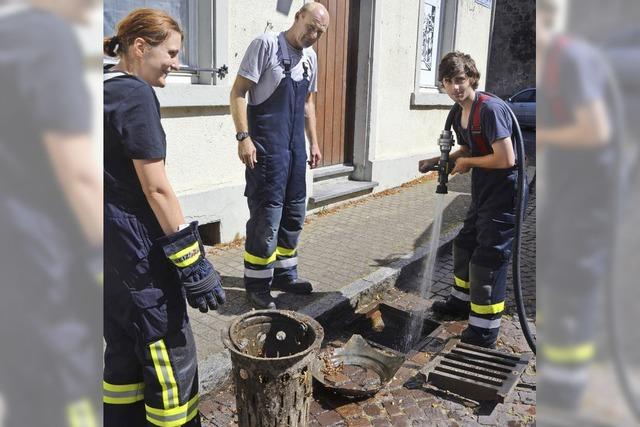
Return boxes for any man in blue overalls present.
[419,52,523,348]
[230,3,330,309]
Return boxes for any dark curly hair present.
[438,51,480,89]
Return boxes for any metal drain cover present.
[423,339,532,403]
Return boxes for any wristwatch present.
[235,131,250,142]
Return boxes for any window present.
[418,0,442,88]
[104,0,197,67]
[414,0,458,92]
[104,0,228,86]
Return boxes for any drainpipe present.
[485,0,498,92]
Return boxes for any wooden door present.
[314,0,359,167]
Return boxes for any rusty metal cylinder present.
[222,310,324,427]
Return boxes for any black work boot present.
[246,290,276,309]
[271,278,313,295]
[460,327,497,349]
[431,297,470,319]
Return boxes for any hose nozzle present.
[435,130,454,194]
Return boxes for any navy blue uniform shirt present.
[454,94,513,154]
[104,72,166,208]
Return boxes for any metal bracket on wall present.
[181,65,229,80]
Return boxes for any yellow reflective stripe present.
[150,340,179,409]
[168,242,201,267]
[103,381,145,404]
[67,398,98,427]
[454,276,470,289]
[244,250,277,266]
[146,394,200,427]
[276,246,297,257]
[542,343,595,363]
[103,381,145,393]
[471,301,505,315]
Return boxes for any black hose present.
[444,103,460,131]
[505,101,537,354]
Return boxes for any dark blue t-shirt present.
[538,37,617,206]
[453,93,513,155]
[539,37,606,128]
[104,71,166,208]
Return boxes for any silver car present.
[506,88,536,129]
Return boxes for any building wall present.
[157,0,494,242]
[369,0,493,190]
[160,1,307,242]
[485,0,535,98]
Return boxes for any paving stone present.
[382,400,403,417]
[390,388,413,403]
[346,417,373,427]
[477,412,498,425]
[371,419,393,427]
[311,399,328,415]
[409,351,430,366]
[516,390,536,405]
[336,403,365,420]
[362,403,383,418]
[316,409,346,427]
[402,404,425,421]
[389,414,410,427]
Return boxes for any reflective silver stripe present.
[450,288,470,301]
[273,257,298,268]
[103,388,145,402]
[539,365,588,384]
[244,268,274,279]
[468,315,502,329]
[145,394,200,426]
[103,381,145,404]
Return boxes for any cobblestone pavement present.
[198,181,537,426]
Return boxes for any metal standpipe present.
[222,310,324,427]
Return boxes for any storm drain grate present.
[423,339,532,403]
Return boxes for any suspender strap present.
[545,36,571,121]
[469,92,492,156]
[278,32,292,73]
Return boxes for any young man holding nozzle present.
[418,51,522,348]
[230,3,330,310]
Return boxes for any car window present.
[512,90,535,103]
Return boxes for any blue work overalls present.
[243,33,309,292]
[103,72,201,426]
[448,93,524,346]
[537,37,618,408]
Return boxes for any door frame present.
[351,0,380,181]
